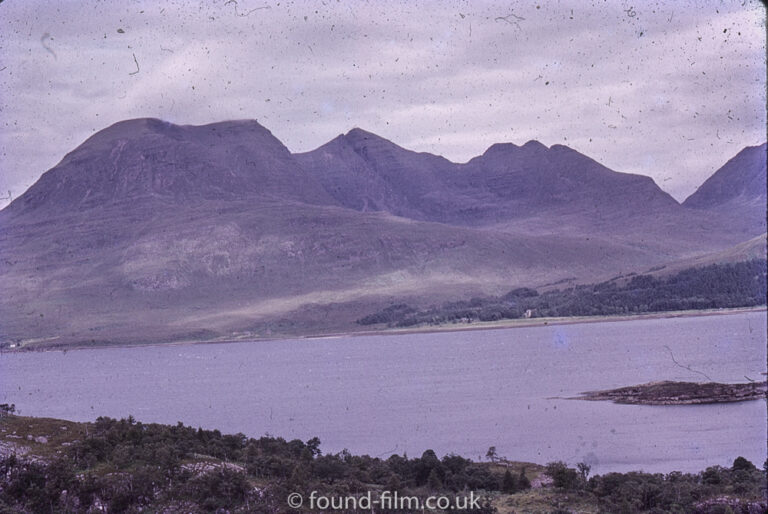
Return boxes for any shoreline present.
[2,305,765,354]
[344,304,768,339]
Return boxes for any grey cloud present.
[0,0,765,208]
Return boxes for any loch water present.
[1,311,765,474]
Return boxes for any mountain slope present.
[1,196,672,347]
[5,118,335,218]
[296,130,683,226]
[646,233,767,277]
[684,143,767,209]
[294,128,466,222]
[297,130,762,257]
[682,143,767,234]
[0,119,764,348]
[454,141,681,224]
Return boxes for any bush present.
[545,461,579,490]
[732,456,756,472]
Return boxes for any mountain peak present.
[522,140,548,150]
[483,140,549,157]
[683,142,767,210]
[83,118,177,145]
[5,118,332,215]
[346,127,376,137]
[338,128,408,158]
[81,118,274,149]
[483,142,519,155]
[343,127,391,145]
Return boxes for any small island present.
[573,380,767,405]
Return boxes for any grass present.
[0,414,88,458]
[495,489,599,514]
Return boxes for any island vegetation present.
[357,260,767,328]
[572,380,768,405]
[1,411,765,513]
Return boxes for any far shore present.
[346,304,768,339]
[2,305,765,354]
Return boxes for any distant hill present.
[295,129,681,226]
[683,143,767,235]
[646,233,767,276]
[5,118,335,217]
[294,128,459,221]
[0,118,764,348]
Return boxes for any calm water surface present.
[1,311,766,474]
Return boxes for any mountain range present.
[0,118,765,348]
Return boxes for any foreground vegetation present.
[357,260,767,327]
[0,412,765,513]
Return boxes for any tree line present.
[357,259,768,327]
[1,415,766,513]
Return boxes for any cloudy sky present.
[0,0,765,208]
